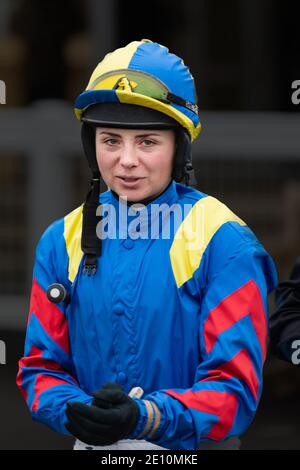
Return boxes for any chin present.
[113,183,149,202]
[123,191,148,202]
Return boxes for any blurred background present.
[0,0,300,450]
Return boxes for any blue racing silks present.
[17,181,277,450]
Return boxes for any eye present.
[105,138,119,145]
[141,139,155,146]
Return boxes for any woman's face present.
[95,127,175,202]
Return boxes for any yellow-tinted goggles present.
[87,69,199,116]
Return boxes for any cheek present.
[96,150,114,174]
[96,156,115,188]
[148,148,174,174]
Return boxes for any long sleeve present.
[16,220,93,435]
[130,223,277,450]
[269,257,300,363]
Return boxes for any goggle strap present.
[167,92,198,116]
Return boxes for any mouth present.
[117,176,144,181]
[117,176,145,185]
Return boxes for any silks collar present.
[99,180,179,236]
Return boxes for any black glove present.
[65,383,140,445]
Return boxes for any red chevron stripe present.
[203,349,259,401]
[17,345,69,404]
[28,278,69,354]
[19,345,65,372]
[16,367,28,402]
[31,374,72,411]
[203,280,267,359]
[165,389,238,440]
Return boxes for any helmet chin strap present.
[80,124,102,276]
[81,176,101,276]
[172,128,198,187]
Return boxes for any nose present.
[119,142,139,168]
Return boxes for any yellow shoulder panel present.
[64,205,84,283]
[169,196,246,288]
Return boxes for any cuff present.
[128,397,166,442]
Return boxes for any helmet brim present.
[81,102,180,129]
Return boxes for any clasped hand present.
[66,383,139,446]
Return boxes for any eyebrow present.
[98,131,161,138]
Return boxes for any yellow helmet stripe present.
[86,41,143,91]
[116,89,201,141]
